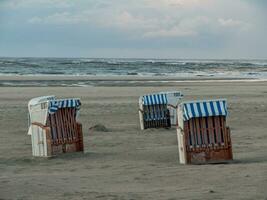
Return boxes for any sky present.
[0,0,266,59]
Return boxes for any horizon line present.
[0,56,267,60]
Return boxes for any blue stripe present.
[190,103,196,119]
[203,102,208,116]
[223,101,227,116]
[196,103,202,117]
[148,96,151,105]
[156,94,161,105]
[216,101,222,115]
[153,95,157,105]
[161,94,164,104]
[143,96,147,105]
[164,94,168,104]
[71,99,74,107]
[209,101,216,115]
[145,96,149,105]
[149,95,154,105]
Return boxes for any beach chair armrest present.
[177,126,184,133]
[167,104,177,109]
[31,122,49,130]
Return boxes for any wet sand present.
[0,79,267,199]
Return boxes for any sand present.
[0,79,267,200]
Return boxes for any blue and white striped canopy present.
[49,99,81,114]
[143,93,168,106]
[183,99,227,121]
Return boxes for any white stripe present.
[159,94,162,104]
[183,104,187,120]
[149,95,153,104]
[219,101,225,115]
[206,102,212,116]
[164,94,168,104]
[150,96,153,105]
[213,101,219,115]
[149,96,153,105]
[199,102,206,116]
[154,95,158,104]
[162,94,165,104]
[72,99,75,107]
[151,95,157,105]
[153,95,156,104]
[193,103,199,117]
[146,96,150,105]
[143,96,146,105]
[186,103,192,119]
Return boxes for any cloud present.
[28,12,91,25]
[142,16,210,38]
[143,28,196,38]
[1,0,73,9]
[218,18,250,30]
[27,4,250,39]
[28,10,210,38]
[144,0,211,8]
[1,0,266,58]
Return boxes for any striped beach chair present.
[139,91,183,130]
[28,96,84,157]
[177,99,233,164]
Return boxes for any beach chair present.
[176,99,233,164]
[139,91,183,130]
[27,96,84,157]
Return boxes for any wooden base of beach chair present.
[186,147,233,164]
[31,107,84,157]
[178,116,233,164]
[31,122,83,157]
[143,119,171,129]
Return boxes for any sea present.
[1,57,267,86]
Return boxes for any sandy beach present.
[0,77,267,200]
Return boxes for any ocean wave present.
[1,57,267,78]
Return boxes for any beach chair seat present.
[139,91,183,130]
[28,96,84,157]
[177,99,233,164]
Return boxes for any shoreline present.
[0,75,267,87]
[0,75,267,81]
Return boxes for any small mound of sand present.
[89,124,109,132]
